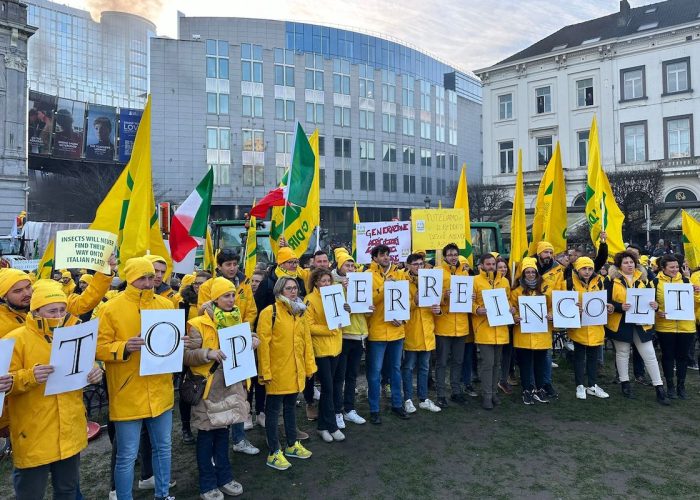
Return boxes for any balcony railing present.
[656,156,700,169]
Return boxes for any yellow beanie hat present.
[277,247,297,264]
[30,279,67,311]
[210,277,236,301]
[61,270,72,280]
[336,251,354,270]
[521,257,538,272]
[124,257,155,284]
[536,241,554,255]
[458,255,468,266]
[333,247,349,262]
[639,255,649,266]
[79,274,93,285]
[144,254,167,267]
[574,256,594,271]
[181,273,196,288]
[0,269,31,298]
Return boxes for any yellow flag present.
[510,150,528,285]
[204,226,216,275]
[530,141,567,255]
[585,116,625,255]
[245,201,257,278]
[37,238,55,279]
[352,202,360,261]
[90,96,172,278]
[682,210,700,270]
[454,164,474,267]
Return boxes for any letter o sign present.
[585,298,606,318]
[144,321,181,357]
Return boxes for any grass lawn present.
[3,351,700,499]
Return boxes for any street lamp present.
[424,196,431,209]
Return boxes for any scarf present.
[278,295,307,315]
[275,266,298,280]
[212,304,241,328]
[524,278,538,289]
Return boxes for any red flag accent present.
[249,187,286,219]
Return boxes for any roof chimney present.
[618,0,631,27]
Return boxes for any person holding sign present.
[511,258,553,405]
[567,257,613,400]
[184,277,250,499]
[653,255,700,400]
[5,280,103,499]
[305,268,346,443]
[402,253,442,413]
[472,253,513,410]
[257,277,316,471]
[96,257,176,500]
[605,251,669,405]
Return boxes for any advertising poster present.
[85,104,117,161]
[52,98,86,159]
[118,108,143,163]
[27,91,56,155]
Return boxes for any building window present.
[206,39,229,79]
[403,174,416,194]
[360,140,375,161]
[359,64,374,99]
[360,171,376,191]
[306,102,324,124]
[334,137,351,158]
[382,143,396,163]
[359,110,374,130]
[334,169,352,190]
[449,153,458,171]
[382,70,396,102]
[382,173,397,193]
[420,148,432,167]
[448,90,458,146]
[332,59,350,95]
[620,66,645,101]
[498,93,513,120]
[274,48,295,87]
[663,58,691,94]
[576,78,594,107]
[436,178,447,196]
[499,141,514,174]
[402,75,415,108]
[210,164,230,186]
[420,120,431,140]
[382,113,396,133]
[305,53,324,91]
[403,145,415,165]
[535,86,551,114]
[207,93,229,115]
[420,81,431,112]
[621,122,647,164]
[435,152,446,169]
[402,117,415,136]
[275,99,295,121]
[664,115,693,159]
[208,127,231,150]
[334,106,351,127]
[276,131,293,182]
[242,96,263,118]
[537,136,553,168]
[319,168,325,189]
[242,128,263,187]
[241,43,263,83]
[435,87,445,143]
[317,136,325,156]
[577,130,589,167]
[420,177,432,195]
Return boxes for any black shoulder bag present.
[179,361,220,406]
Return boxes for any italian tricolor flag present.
[169,169,214,262]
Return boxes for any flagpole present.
[315,224,321,252]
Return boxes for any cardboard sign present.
[384,280,410,322]
[411,208,466,251]
[581,290,608,327]
[518,295,548,333]
[139,309,186,376]
[11,260,40,272]
[355,221,411,264]
[482,288,514,326]
[663,283,695,321]
[418,269,443,307]
[320,284,351,328]
[45,319,98,396]
[552,291,581,329]
[449,275,473,313]
[0,338,14,415]
[218,322,257,386]
[625,288,656,325]
[347,272,373,313]
[55,229,116,274]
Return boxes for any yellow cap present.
[210,277,236,301]
[61,270,72,279]
[124,257,155,284]
[144,254,168,267]
[574,256,594,271]
[277,247,297,264]
[521,257,538,272]
[639,255,649,266]
[79,274,93,285]
[336,251,354,270]
[30,279,67,311]
[333,247,349,262]
[181,273,196,288]
[0,269,31,298]
[536,241,554,255]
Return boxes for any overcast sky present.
[64,0,659,71]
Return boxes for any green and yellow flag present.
[454,164,474,267]
[585,116,625,255]
[530,141,567,255]
[681,210,700,270]
[352,202,360,261]
[510,150,528,285]
[90,96,172,278]
[37,238,55,279]
[203,226,217,275]
[270,125,320,257]
[245,201,257,278]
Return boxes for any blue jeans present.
[367,339,403,412]
[196,427,233,494]
[402,350,430,401]
[460,343,474,385]
[114,410,172,500]
[231,422,245,445]
[543,349,553,385]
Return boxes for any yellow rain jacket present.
[511,285,552,349]
[606,269,653,334]
[367,262,407,342]
[472,270,511,345]
[404,273,437,351]
[690,270,700,325]
[566,273,606,346]
[434,261,470,339]
[305,289,342,357]
[235,279,257,326]
[654,272,699,334]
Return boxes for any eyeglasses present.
[283,286,299,291]
[410,262,425,267]
[284,260,300,265]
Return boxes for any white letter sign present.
[482,288,514,326]
[581,291,608,326]
[552,291,581,329]
[140,309,186,376]
[384,280,410,322]
[218,322,257,386]
[663,283,695,321]
[449,275,473,313]
[418,269,443,307]
[321,284,351,328]
[625,288,656,325]
[518,295,548,333]
[347,272,373,313]
[45,319,98,396]
[0,338,15,415]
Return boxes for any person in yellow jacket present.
[401,253,442,413]
[473,253,514,410]
[654,254,700,399]
[257,276,315,471]
[511,258,553,405]
[567,257,613,400]
[185,277,251,499]
[96,257,176,500]
[305,268,345,443]
[144,254,180,308]
[59,269,76,296]
[5,280,103,499]
[199,251,258,326]
[366,244,408,424]
[433,243,470,408]
[605,251,669,405]
[691,266,700,376]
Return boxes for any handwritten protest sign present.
[347,272,373,313]
[355,221,411,264]
[411,209,466,251]
[218,322,257,386]
[45,320,98,396]
[140,309,186,376]
[0,338,14,415]
[55,229,116,274]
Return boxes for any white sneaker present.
[418,399,442,413]
[200,488,224,500]
[551,361,559,368]
[335,413,346,429]
[330,429,345,441]
[220,480,243,496]
[256,412,266,428]
[317,429,333,442]
[109,491,117,500]
[137,476,177,489]
[244,414,254,430]
[232,439,260,455]
[343,410,366,424]
[313,386,321,400]
[586,384,610,398]
[576,385,587,400]
[403,399,417,414]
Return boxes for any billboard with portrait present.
[52,98,86,159]
[27,91,57,155]
[85,104,117,161]
[118,108,143,163]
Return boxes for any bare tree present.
[608,168,663,243]
[465,183,510,222]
